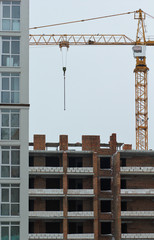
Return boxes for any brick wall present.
[126,156,154,167]
[34,135,45,150]
[125,176,154,189]
[125,198,154,211]
[60,135,68,151]
[126,220,154,233]
[82,136,100,151]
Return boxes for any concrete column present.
[63,152,68,239]
[113,152,121,240]
[93,152,99,240]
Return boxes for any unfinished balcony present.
[67,167,93,175]
[120,167,154,175]
[121,233,154,239]
[29,167,63,175]
[67,234,94,239]
[67,156,93,175]
[121,211,154,219]
[29,234,64,239]
[68,199,94,219]
[121,189,154,197]
[29,177,64,197]
[29,221,63,239]
[68,221,94,239]
[67,177,94,197]
[29,211,63,219]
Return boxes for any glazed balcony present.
[29,211,63,219]
[121,211,154,218]
[67,167,93,175]
[29,234,63,239]
[29,167,63,175]
[120,167,154,175]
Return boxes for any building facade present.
[0,0,29,239]
[28,134,154,240]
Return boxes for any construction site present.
[0,0,154,239]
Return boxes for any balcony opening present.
[29,178,34,189]
[101,179,111,191]
[101,222,111,234]
[101,200,111,212]
[121,201,127,211]
[29,200,34,211]
[46,222,61,233]
[120,158,126,167]
[121,179,126,189]
[46,157,60,167]
[46,178,61,189]
[46,200,60,211]
[68,200,83,211]
[68,157,82,167]
[121,223,127,233]
[69,222,83,234]
[100,157,111,169]
[29,222,34,233]
[29,156,34,166]
[69,178,83,189]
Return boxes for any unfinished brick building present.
[28,134,154,240]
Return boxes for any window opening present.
[101,179,111,191]
[101,200,111,212]
[121,201,127,211]
[121,179,127,189]
[101,222,111,234]
[120,158,126,167]
[121,223,127,233]
[68,157,82,167]
[46,157,60,167]
[100,157,111,169]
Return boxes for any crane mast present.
[29,9,154,150]
[134,9,149,150]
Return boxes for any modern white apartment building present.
[0,0,29,239]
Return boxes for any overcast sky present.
[29,0,154,149]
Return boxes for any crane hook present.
[63,67,66,111]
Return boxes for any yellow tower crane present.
[29,9,154,150]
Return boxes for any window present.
[1,222,19,240]
[0,146,20,178]
[1,109,20,140]
[2,1,20,31]
[0,184,20,216]
[2,37,20,67]
[1,73,20,104]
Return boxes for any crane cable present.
[30,11,135,30]
[143,11,154,19]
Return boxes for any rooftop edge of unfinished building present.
[29,134,133,154]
